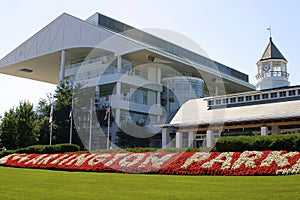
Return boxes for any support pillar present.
[117,55,122,72]
[176,131,182,148]
[157,67,161,84]
[115,109,120,126]
[188,131,195,148]
[162,127,169,148]
[60,50,66,81]
[206,130,213,148]
[271,125,280,135]
[261,126,268,136]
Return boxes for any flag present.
[104,107,110,120]
[49,103,54,123]
[69,109,72,121]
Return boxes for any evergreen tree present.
[15,101,39,148]
[35,97,53,145]
[0,108,17,149]
[0,101,39,149]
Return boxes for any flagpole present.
[49,102,53,146]
[69,98,73,144]
[50,122,53,146]
[89,98,93,151]
[107,97,111,149]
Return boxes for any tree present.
[51,81,73,144]
[15,101,39,148]
[51,80,83,148]
[0,108,17,149]
[35,97,53,145]
[0,101,39,149]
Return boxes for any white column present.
[162,127,169,148]
[157,67,161,84]
[176,131,182,148]
[261,126,268,136]
[117,55,122,72]
[188,131,195,148]
[115,109,120,126]
[206,130,213,148]
[116,82,121,96]
[60,50,66,81]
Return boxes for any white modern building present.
[0,12,254,149]
[166,36,300,149]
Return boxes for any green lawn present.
[0,166,299,200]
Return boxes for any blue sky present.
[0,0,299,115]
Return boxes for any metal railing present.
[256,71,290,79]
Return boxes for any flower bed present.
[1,151,300,175]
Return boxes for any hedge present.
[215,133,300,152]
[0,143,80,158]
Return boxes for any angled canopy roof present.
[0,13,145,83]
[258,37,287,62]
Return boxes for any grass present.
[0,166,300,200]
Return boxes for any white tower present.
[256,37,290,90]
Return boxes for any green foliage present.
[0,101,39,149]
[52,81,73,144]
[1,167,300,200]
[0,108,17,149]
[15,143,80,154]
[0,144,80,158]
[215,134,300,152]
[0,150,15,158]
[86,147,210,153]
[35,98,52,145]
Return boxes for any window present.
[254,95,260,100]
[230,97,236,103]
[132,89,147,105]
[238,97,244,102]
[279,91,286,97]
[216,99,221,105]
[262,93,269,99]
[289,90,296,96]
[223,99,229,104]
[246,96,252,101]
[208,100,214,106]
[271,92,277,98]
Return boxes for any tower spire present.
[267,26,272,38]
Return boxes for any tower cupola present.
[256,37,290,90]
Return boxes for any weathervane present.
[267,26,272,37]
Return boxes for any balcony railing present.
[256,71,290,79]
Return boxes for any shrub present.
[215,133,300,152]
[0,150,16,158]
[10,144,80,155]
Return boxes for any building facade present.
[0,12,254,149]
